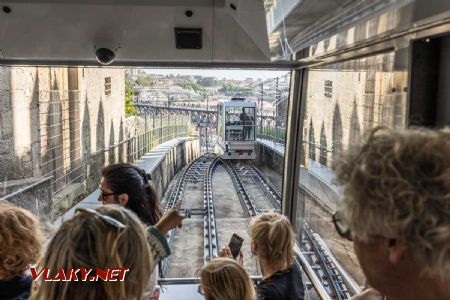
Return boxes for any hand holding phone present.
[228,233,244,259]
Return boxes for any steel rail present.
[303,223,350,300]
[164,156,202,211]
[220,160,258,217]
[229,163,281,210]
[299,184,362,296]
[294,245,333,300]
[203,155,220,263]
[161,154,221,275]
[161,158,357,299]
[239,163,353,300]
[162,155,211,275]
[224,161,331,300]
[315,233,362,295]
[249,165,282,208]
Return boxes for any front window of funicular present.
[225,107,255,141]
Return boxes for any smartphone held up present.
[228,233,244,259]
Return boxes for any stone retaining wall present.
[148,138,200,202]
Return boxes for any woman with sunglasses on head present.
[31,205,182,300]
[332,127,450,300]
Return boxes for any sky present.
[144,68,289,80]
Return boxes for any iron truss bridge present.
[134,102,276,120]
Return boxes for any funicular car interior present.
[1,0,450,299]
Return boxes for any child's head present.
[199,258,255,300]
[0,202,44,279]
[249,212,294,269]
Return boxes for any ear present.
[251,241,258,255]
[387,238,407,264]
[117,194,129,206]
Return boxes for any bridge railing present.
[256,125,286,145]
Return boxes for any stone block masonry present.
[0,66,126,220]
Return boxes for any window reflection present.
[225,107,255,141]
[296,51,407,285]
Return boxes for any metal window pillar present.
[206,96,209,152]
[282,67,307,227]
[275,77,279,143]
[259,82,263,138]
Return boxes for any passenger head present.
[198,257,255,300]
[100,163,161,225]
[249,212,294,270]
[333,127,450,295]
[0,203,43,280]
[32,205,152,300]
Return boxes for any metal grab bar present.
[159,275,263,285]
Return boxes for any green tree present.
[198,77,216,87]
[219,83,238,93]
[176,81,209,98]
[219,83,254,96]
[136,74,156,87]
[125,78,137,116]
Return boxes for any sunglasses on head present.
[75,207,127,229]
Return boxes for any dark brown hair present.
[102,163,161,226]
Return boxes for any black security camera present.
[95,48,116,65]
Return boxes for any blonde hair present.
[199,258,255,300]
[31,205,152,300]
[333,127,450,279]
[249,212,294,268]
[0,202,43,279]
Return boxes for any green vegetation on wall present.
[125,78,137,116]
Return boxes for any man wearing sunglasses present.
[332,127,450,300]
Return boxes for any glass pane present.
[225,107,255,141]
[296,51,407,287]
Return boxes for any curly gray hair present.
[333,127,450,279]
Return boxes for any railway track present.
[162,154,218,275]
[202,156,220,262]
[161,154,357,299]
[222,160,354,300]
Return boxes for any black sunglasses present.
[75,208,127,229]
[98,186,118,202]
[332,211,353,241]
